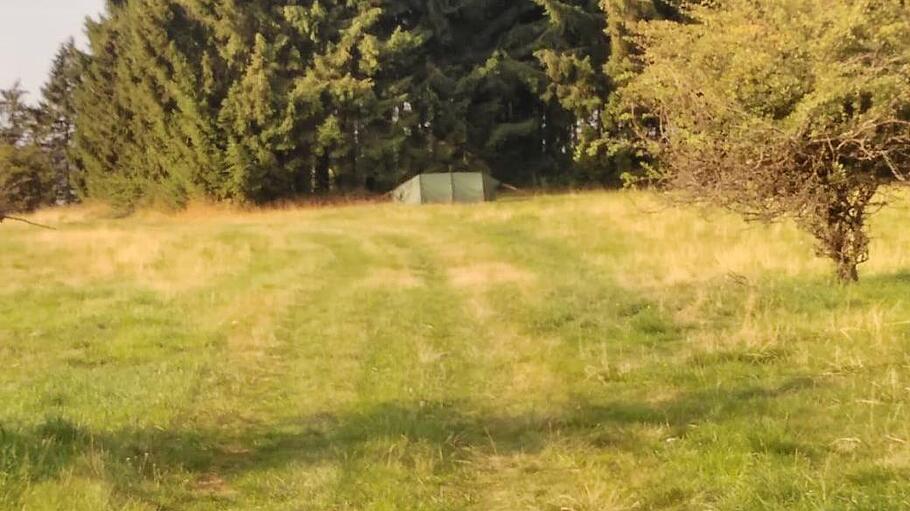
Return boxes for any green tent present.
[391,172,500,204]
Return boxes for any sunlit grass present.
[1,190,909,510]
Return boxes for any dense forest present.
[1,0,683,209]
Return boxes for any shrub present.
[625,0,910,281]
[0,144,56,213]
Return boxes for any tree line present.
[0,40,85,213]
[2,0,683,210]
[2,0,909,281]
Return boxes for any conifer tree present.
[72,4,139,205]
[68,0,670,205]
[36,39,88,203]
[0,83,55,212]
[0,82,33,146]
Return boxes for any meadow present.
[1,190,910,510]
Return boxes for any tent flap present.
[391,176,423,204]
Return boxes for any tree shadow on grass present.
[0,373,818,505]
[8,249,900,504]
[859,269,910,289]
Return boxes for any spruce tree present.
[72,4,140,206]
[535,0,681,183]
[0,83,56,212]
[0,82,33,146]
[68,0,664,205]
[36,39,87,203]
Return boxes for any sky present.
[0,0,106,103]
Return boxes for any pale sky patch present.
[0,0,106,102]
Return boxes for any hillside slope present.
[2,191,910,510]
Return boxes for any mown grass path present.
[2,192,910,510]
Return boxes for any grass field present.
[2,191,910,510]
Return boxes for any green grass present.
[2,191,910,510]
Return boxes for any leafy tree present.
[625,0,910,281]
[217,1,316,200]
[369,0,485,181]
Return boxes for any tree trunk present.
[836,258,859,283]
[315,151,331,194]
[350,118,359,190]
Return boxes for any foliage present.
[0,83,58,213]
[624,0,910,281]
[0,144,55,213]
[70,0,652,206]
[0,83,34,146]
[534,0,679,183]
[34,39,88,203]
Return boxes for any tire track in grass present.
[217,218,564,509]
[447,214,853,511]
[100,225,419,509]
[85,227,351,509]
[0,223,345,510]
[297,227,489,510]
[343,212,641,510]
[184,223,489,509]
[432,213,681,510]
[412,215,590,510]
